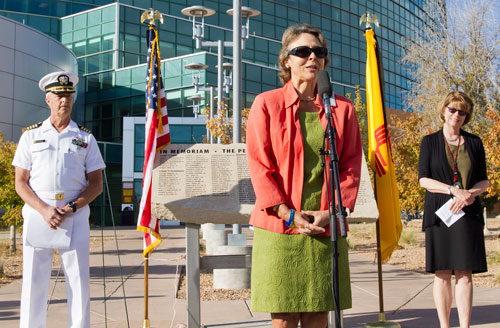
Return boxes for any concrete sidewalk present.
[0,226,499,327]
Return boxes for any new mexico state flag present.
[365,28,402,262]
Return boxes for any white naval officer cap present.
[39,71,79,94]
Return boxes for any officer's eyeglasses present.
[288,46,328,59]
[447,107,468,117]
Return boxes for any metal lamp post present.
[227,5,260,145]
[181,3,260,235]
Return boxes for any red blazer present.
[246,80,362,236]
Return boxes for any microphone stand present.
[319,94,347,328]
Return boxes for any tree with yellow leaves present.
[481,109,500,205]
[402,0,500,209]
[0,130,23,251]
[203,102,250,144]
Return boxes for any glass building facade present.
[1,0,433,224]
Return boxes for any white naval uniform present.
[12,118,105,328]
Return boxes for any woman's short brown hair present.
[438,91,474,125]
[278,24,330,85]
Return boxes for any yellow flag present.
[365,28,402,262]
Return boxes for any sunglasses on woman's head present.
[447,107,468,117]
[288,46,328,59]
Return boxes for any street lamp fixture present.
[187,94,205,118]
[216,62,233,94]
[184,62,209,93]
[226,6,261,43]
[181,5,216,50]
[181,5,260,50]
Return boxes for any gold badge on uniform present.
[58,75,70,86]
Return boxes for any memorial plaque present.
[152,143,255,224]
[152,143,378,224]
[347,154,379,222]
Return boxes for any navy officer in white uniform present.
[12,71,105,328]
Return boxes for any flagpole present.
[375,221,385,320]
[365,165,400,328]
[138,8,167,328]
[144,257,150,328]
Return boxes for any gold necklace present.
[299,97,315,102]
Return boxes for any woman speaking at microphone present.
[246,23,362,328]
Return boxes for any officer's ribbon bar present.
[72,138,88,148]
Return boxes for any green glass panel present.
[85,104,96,121]
[133,0,150,9]
[170,125,191,143]
[134,157,144,172]
[102,34,114,51]
[102,21,115,34]
[124,33,140,53]
[123,53,139,67]
[116,85,131,98]
[131,83,145,96]
[102,4,116,22]
[74,13,87,30]
[88,9,101,26]
[61,17,73,33]
[135,124,145,142]
[100,103,113,118]
[61,33,72,44]
[125,22,140,35]
[87,37,101,54]
[166,89,181,99]
[74,40,86,57]
[116,98,131,117]
[116,69,131,86]
[131,66,146,84]
[132,96,145,115]
[87,55,99,73]
[152,0,169,13]
[106,143,122,164]
[88,25,101,38]
[73,29,86,42]
[101,52,114,71]
[100,88,115,100]
[246,81,261,94]
[86,91,98,103]
[165,76,182,89]
[159,42,175,59]
[166,59,181,77]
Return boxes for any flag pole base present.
[364,313,401,328]
[143,319,150,328]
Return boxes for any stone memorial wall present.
[151,143,378,224]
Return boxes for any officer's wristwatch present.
[68,201,77,213]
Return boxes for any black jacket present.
[418,129,488,229]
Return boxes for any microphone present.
[318,70,335,116]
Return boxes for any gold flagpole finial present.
[141,8,164,26]
[360,11,379,30]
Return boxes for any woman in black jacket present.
[418,91,488,328]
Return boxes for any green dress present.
[251,111,352,313]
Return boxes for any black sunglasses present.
[288,46,328,59]
[447,107,468,117]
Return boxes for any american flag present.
[137,25,170,257]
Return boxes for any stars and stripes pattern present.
[137,25,170,257]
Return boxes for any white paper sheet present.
[435,198,465,227]
[24,206,74,249]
